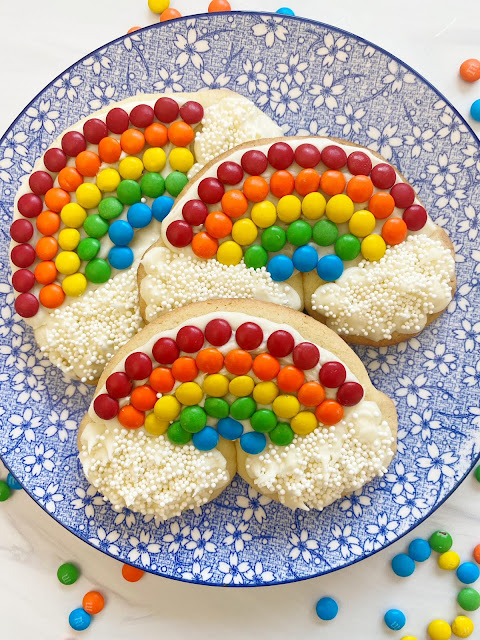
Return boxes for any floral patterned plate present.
[1,12,479,586]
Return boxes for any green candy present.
[0,480,11,502]
[230,397,257,421]
[429,530,453,553]
[180,406,207,433]
[204,398,230,419]
[457,588,480,611]
[83,214,109,239]
[286,220,312,246]
[85,259,111,284]
[165,171,188,197]
[117,179,142,205]
[313,219,338,246]
[475,465,480,482]
[250,409,277,433]
[244,245,268,270]
[57,562,79,585]
[261,225,286,252]
[335,234,361,261]
[77,237,101,261]
[141,173,165,198]
[269,422,295,446]
[167,421,192,445]
[98,197,123,220]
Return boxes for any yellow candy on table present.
[272,394,300,419]
[175,382,203,406]
[169,148,194,173]
[143,147,167,173]
[291,411,318,435]
[325,194,355,223]
[76,183,102,209]
[438,550,460,570]
[144,413,169,436]
[61,273,87,297]
[203,374,229,397]
[251,201,277,228]
[451,616,474,638]
[154,395,181,421]
[349,209,376,237]
[253,381,279,404]
[302,192,326,220]
[400,637,418,640]
[361,234,386,261]
[96,168,121,192]
[232,219,258,246]
[229,376,255,397]
[427,619,452,640]
[148,0,169,13]
[58,228,81,251]
[119,156,144,181]
[217,240,243,266]
[55,251,80,275]
[60,202,87,228]
[277,195,302,223]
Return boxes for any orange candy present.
[346,175,374,203]
[208,0,231,11]
[270,170,295,198]
[243,176,269,202]
[127,26,141,34]
[122,564,145,582]
[252,353,281,381]
[369,192,395,219]
[149,367,175,393]
[221,190,249,218]
[382,218,408,245]
[75,150,101,177]
[168,121,195,147]
[130,385,158,412]
[295,169,320,197]
[171,357,199,382]
[44,188,70,212]
[205,211,232,238]
[277,366,305,392]
[224,349,252,376]
[58,167,83,192]
[320,170,346,196]
[160,8,182,21]
[118,404,145,429]
[315,400,344,425]
[460,58,480,83]
[297,381,326,407]
[82,591,105,615]
[473,544,480,564]
[36,210,60,236]
[98,137,122,163]
[196,348,224,374]
[192,232,219,259]
[36,236,58,261]
[34,261,57,285]
[120,129,146,155]
[39,283,65,309]
[145,123,168,147]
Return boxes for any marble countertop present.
[0,1,479,638]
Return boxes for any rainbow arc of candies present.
[93,318,365,454]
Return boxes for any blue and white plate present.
[1,12,479,586]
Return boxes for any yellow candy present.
[96,168,121,192]
[148,0,169,13]
[60,202,87,228]
[175,382,203,406]
[119,156,144,181]
[401,637,418,640]
[349,209,376,237]
[361,234,386,261]
[55,251,80,275]
[291,411,318,435]
[203,374,229,398]
[232,219,258,246]
[302,192,326,220]
[143,147,167,172]
[58,228,81,251]
[154,395,181,421]
[144,413,169,436]
[217,240,243,266]
[169,148,194,173]
[276,195,302,223]
[438,551,460,570]
[253,381,279,405]
[61,273,87,297]
[251,201,277,228]
[325,194,354,223]
[272,394,300,419]
[76,183,102,209]
[451,616,474,638]
[229,376,255,397]
[427,620,452,640]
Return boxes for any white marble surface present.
[0,1,479,638]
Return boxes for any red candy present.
[124,352,153,380]
[205,318,232,346]
[176,326,205,353]
[241,150,268,175]
[390,183,415,208]
[295,143,321,169]
[371,163,396,189]
[43,148,67,172]
[10,219,33,243]
[152,337,180,364]
[18,193,43,218]
[217,161,244,185]
[94,394,119,420]
[106,372,133,398]
[267,330,294,357]
[182,200,209,226]
[83,118,108,144]
[292,342,320,370]
[29,171,54,196]
[337,381,364,406]
[319,361,346,388]
[166,220,194,247]
[347,151,372,176]
[12,269,35,293]
[180,101,204,124]
[130,104,155,128]
[11,244,36,268]
[154,97,179,123]
[15,292,39,318]
[403,204,427,231]
[197,177,225,204]
[321,145,347,170]
[236,322,263,350]
[61,131,87,157]
[268,142,294,170]
[106,108,130,134]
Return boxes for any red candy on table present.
[241,150,269,175]
[61,131,87,157]
[268,142,294,170]
[179,101,204,124]
[106,107,130,134]
[154,97,179,123]
[94,394,120,420]
[403,204,427,231]
[321,145,347,170]
[12,269,35,293]
[106,372,133,399]
[166,220,194,248]
[43,147,67,172]
[267,330,295,357]
[176,326,205,353]
[29,171,54,196]
[130,104,155,128]
[295,143,321,168]
[336,381,364,406]
[182,200,209,226]
[11,244,36,268]
[197,177,225,204]
[10,219,33,243]
[18,193,43,218]
[15,293,39,318]
[204,318,232,346]
[83,118,108,144]
[319,361,347,388]
[371,163,396,189]
[217,161,244,185]
[347,151,373,176]
[235,322,263,350]
[152,337,180,364]
[390,182,415,208]
[124,352,153,380]
[292,342,320,370]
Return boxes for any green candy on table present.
[230,397,256,421]
[244,245,268,269]
[475,465,480,482]
[141,173,165,198]
[98,197,123,220]
[165,171,188,197]
[250,409,277,433]
[83,214,109,239]
[313,219,338,246]
[77,237,101,261]
[269,422,295,446]
[286,220,312,246]
[204,398,230,419]
[335,234,361,261]
[180,406,207,433]
[457,587,480,611]
[57,562,79,585]
[167,421,192,445]
[0,480,11,502]
[85,258,111,284]
[429,530,453,553]
[261,225,286,252]
[117,179,142,205]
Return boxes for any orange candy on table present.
[35,261,57,285]
[39,283,65,309]
[243,176,269,202]
[270,170,295,198]
[224,349,252,376]
[36,210,60,236]
[75,150,101,177]
[346,175,374,203]
[130,385,158,412]
[160,8,182,21]
[221,190,248,218]
[208,0,232,11]
[98,137,122,163]
[168,121,195,147]
[459,58,480,82]
[127,26,142,34]
[474,544,480,564]
[192,232,219,258]
[382,217,408,245]
[44,187,70,212]
[120,129,146,155]
[320,170,346,196]
[196,348,224,374]
[297,381,326,407]
[315,400,344,425]
[295,169,320,197]
[205,211,232,238]
[368,191,395,219]
[252,353,281,381]
[58,167,83,192]
[36,236,58,261]
[277,366,305,392]
[118,404,145,429]
[171,357,199,382]
[82,591,105,615]
[145,122,168,147]
[149,367,175,393]
[122,564,145,582]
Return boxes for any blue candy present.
[457,562,480,585]
[408,538,431,562]
[127,202,153,229]
[69,608,91,632]
[240,432,266,455]
[6,473,22,490]
[267,255,294,281]
[315,597,339,621]
[316,255,344,282]
[391,553,415,577]
[292,245,318,273]
[217,417,244,441]
[152,195,175,221]
[471,99,480,122]
[108,246,134,270]
[192,426,219,451]
[384,609,406,631]
[108,220,134,246]
[276,7,295,15]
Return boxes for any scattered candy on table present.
[459,58,480,82]
[473,544,480,564]
[451,616,474,638]
[427,619,452,640]
[475,465,480,482]
[148,0,170,13]
[277,7,295,15]
[122,563,145,582]
[457,562,480,585]
[69,608,91,632]
[392,553,416,577]
[438,550,460,571]
[408,538,431,562]
[83,591,105,615]
[57,562,79,585]
[401,637,418,640]
[0,479,11,501]
[315,597,338,621]
[457,587,480,611]
[429,530,453,553]
[471,99,480,122]
[384,609,406,631]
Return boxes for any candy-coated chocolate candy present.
[230,397,257,420]
[252,354,280,381]
[277,194,301,223]
[438,551,460,570]
[470,99,480,121]
[232,218,258,245]
[192,426,219,451]
[141,172,166,199]
[203,373,229,397]
[321,169,346,196]
[60,202,86,228]
[361,234,386,261]
[130,104,155,128]
[295,143,321,168]
[276,7,295,15]
[261,225,286,252]
[371,163,396,189]
[408,538,431,562]
[106,372,133,398]
[117,180,142,206]
[167,220,194,247]
[62,273,87,297]
[109,219,134,246]
[0,480,11,501]
[268,142,294,170]
[34,263,58,288]
[35,236,58,261]
[267,330,294,357]
[270,422,295,446]
[165,171,188,197]
[347,151,372,176]
[192,232,218,259]
[277,366,304,392]
[144,414,169,436]
[384,609,406,631]
[39,283,65,309]
[427,620,452,640]
[270,170,295,197]
[253,381,279,405]
[287,220,312,246]
[121,564,145,582]
[6,473,22,491]
[76,183,102,210]
[208,0,231,10]
[204,398,230,419]
[403,204,427,231]
[198,177,225,204]
[217,417,243,440]
[10,219,34,243]
[217,161,243,185]
[242,174,268,202]
[154,96,179,123]
[118,404,145,429]
[150,368,175,394]
[293,342,320,370]
[240,431,266,454]
[18,193,43,218]
[335,234,361,261]
[325,194,354,224]
[57,562,79,585]
[390,183,415,208]
[236,322,263,350]
[127,203,153,229]
[452,616,474,638]
[180,406,207,433]
[58,228,80,251]
[44,147,67,172]
[108,246,134,270]
[229,376,255,397]
[82,591,105,615]
[106,107,129,134]
[179,100,204,124]
[241,150,268,175]
[349,209,376,237]
[251,409,277,432]
[392,553,415,577]
[244,245,268,269]
[29,171,54,196]
[125,352,152,380]
[290,410,317,434]
[476,466,480,482]
[321,145,347,170]
[176,326,204,353]
[69,609,91,632]
[83,214,108,239]
[205,318,232,346]
[458,588,480,611]
[347,174,374,203]
[315,597,338,621]
[382,218,408,245]
[143,147,167,173]
[268,255,294,282]
[312,219,338,246]
[148,0,169,13]
[12,269,35,293]
[169,148,194,174]
[429,530,453,553]
[457,562,480,585]
[11,244,35,268]
[216,240,242,266]
[336,382,364,406]
[62,131,86,157]
[15,293,39,318]
[175,382,204,406]
[93,394,119,420]
[317,255,343,281]
[83,118,108,144]
[154,396,181,422]
[76,237,100,262]
[172,358,200,383]
[166,421,191,445]
[250,201,276,229]
[152,195,174,221]
[297,382,325,407]
[460,58,480,82]
[319,361,346,388]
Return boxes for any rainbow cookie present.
[144,137,456,345]
[78,299,397,520]
[9,90,282,382]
